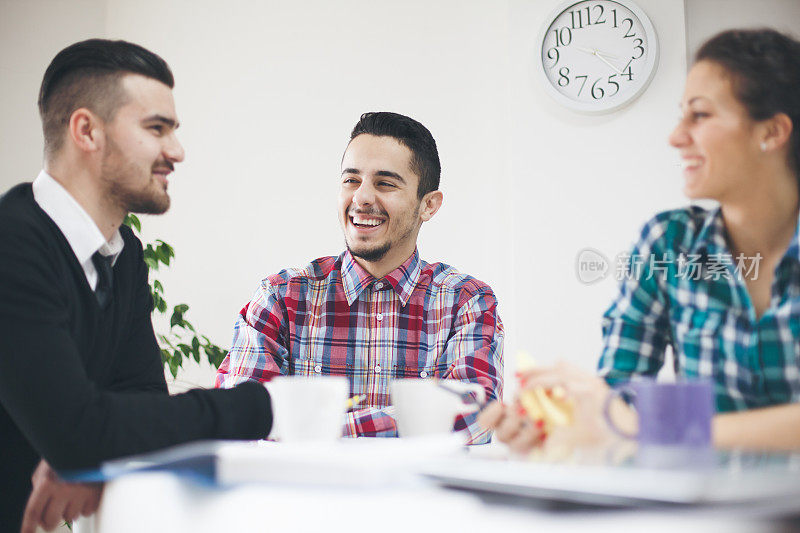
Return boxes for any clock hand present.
[577,46,621,60]
[593,49,621,60]
[576,46,598,55]
[594,52,623,74]
[576,46,623,73]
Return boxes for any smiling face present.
[339,134,426,273]
[669,61,763,202]
[100,74,184,214]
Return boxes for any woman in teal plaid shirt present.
[481,28,800,452]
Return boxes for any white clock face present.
[539,0,659,113]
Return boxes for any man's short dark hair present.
[38,39,174,157]
[350,112,441,198]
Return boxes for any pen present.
[435,380,487,408]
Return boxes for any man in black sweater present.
[0,40,274,532]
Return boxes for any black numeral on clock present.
[570,4,607,28]
[546,47,560,68]
[558,67,570,87]
[552,27,573,46]
[632,38,645,59]
[621,18,635,38]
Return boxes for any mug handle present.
[603,386,637,440]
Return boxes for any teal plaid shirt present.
[598,206,800,412]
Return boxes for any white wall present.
[5,1,797,395]
[0,0,687,393]
[504,0,800,392]
[103,0,514,389]
[686,0,800,60]
[506,0,687,385]
[0,0,106,192]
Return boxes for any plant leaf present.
[168,351,180,377]
[138,219,231,377]
[123,214,141,233]
[157,240,175,259]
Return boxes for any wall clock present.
[538,0,659,113]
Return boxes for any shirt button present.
[375,282,384,289]
[376,313,383,321]
[375,365,382,374]
[314,365,322,373]
[419,371,428,378]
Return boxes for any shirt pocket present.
[764,300,800,402]
[674,305,737,375]
[674,304,756,408]
[291,355,351,377]
[785,341,800,401]
[394,363,444,380]
[775,300,800,401]
[288,325,351,377]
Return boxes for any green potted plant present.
[124,214,228,377]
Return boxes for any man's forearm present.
[713,403,800,450]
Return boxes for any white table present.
[73,440,797,533]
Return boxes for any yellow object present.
[514,351,574,432]
[533,387,573,427]
[518,388,574,432]
[344,394,366,410]
[518,388,545,420]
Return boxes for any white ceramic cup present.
[266,376,349,442]
[391,379,485,437]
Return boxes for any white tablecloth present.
[73,439,795,533]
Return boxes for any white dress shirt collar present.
[32,170,124,289]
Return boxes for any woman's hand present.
[477,401,545,453]
[480,362,636,454]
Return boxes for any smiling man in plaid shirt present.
[215,112,503,443]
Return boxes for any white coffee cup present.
[391,379,485,437]
[266,376,349,442]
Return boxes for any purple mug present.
[604,379,714,467]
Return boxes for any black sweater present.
[0,184,272,529]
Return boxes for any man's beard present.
[344,205,418,263]
[347,240,391,262]
[115,180,170,215]
[101,139,171,215]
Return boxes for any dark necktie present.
[92,252,114,308]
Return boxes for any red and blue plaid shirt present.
[215,249,504,444]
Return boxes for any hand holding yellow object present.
[478,355,623,455]
[514,351,574,435]
[517,385,574,434]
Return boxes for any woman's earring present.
[760,141,768,152]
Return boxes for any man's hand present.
[20,460,103,533]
